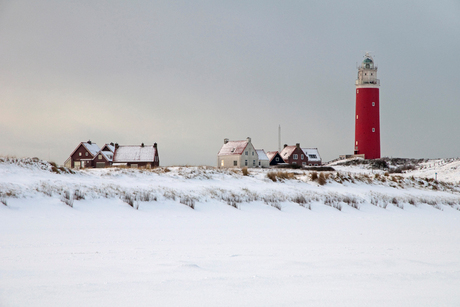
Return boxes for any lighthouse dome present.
[362,56,374,69]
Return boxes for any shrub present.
[318,173,327,185]
[60,190,74,208]
[267,172,277,182]
[311,172,318,181]
[242,167,249,176]
[180,196,195,209]
[73,189,85,200]
[121,193,139,209]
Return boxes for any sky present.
[1,0,459,166]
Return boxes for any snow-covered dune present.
[1,158,460,306]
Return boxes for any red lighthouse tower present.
[354,53,380,159]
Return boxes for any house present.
[266,151,285,166]
[302,148,322,166]
[113,143,159,168]
[65,140,101,169]
[92,150,114,168]
[256,149,270,168]
[91,143,115,168]
[217,137,259,168]
[280,143,308,166]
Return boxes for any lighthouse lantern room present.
[354,52,380,159]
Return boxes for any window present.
[275,157,279,161]
[355,141,358,146]
[79,152,82,156]
[301,154,304,160]
[98,155,102,159]
[221,160,224,167]
[252,152,254,156]
[372,102,375,106]
[356,115,358,119]
[302,162,306,166]
[372,128,375,132]
[253,160,255,166]
[308,154,317,159]
[245,160,248,166]
[245,151,248,155]
[293,162,297,165]
[293,154,298,160]
[85,152,88,156]
[233,161,237,166]
[259,161,261,166]
[357,90,359,93]
[231,148,235,153]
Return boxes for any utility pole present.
[278,125,281,152]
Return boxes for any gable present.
[70,142,101,160]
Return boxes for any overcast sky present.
[1,0,459,166]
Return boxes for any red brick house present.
[92,150,114,168]
[65,141,159,169]
[65,140,101,169]
[302,148,322,166]
[280,143,308,166]
[113,143,159,168]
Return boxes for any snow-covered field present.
[1,158,460,306]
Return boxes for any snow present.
[1,158,460,306]
[302,148,321,162]
[218,140,249,156]
[101,151,113,161]
[82,142,101,157]
[113,145,156,163]
[256,149,269,161]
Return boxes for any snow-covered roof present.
[103,144,115,152]
[280,146,297,159]
[82,142,100,157]
[302,148,321,162]
[218,140,249,156]
[101,151,113,162]
[113,145,157,163]
[256,149,269,161]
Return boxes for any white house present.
[256,149,270,168]
[217,137,259,168]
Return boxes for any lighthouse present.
[354,52,380,159]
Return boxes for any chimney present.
[153,143,157,148]
[296,143,300,148]
[284,144,288,148]
[110,142,114,146]
[246,137,251,143]
[224,138,229,144]
[115,143,119,149]
[87,140,92,145]
[141,143,144,147]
